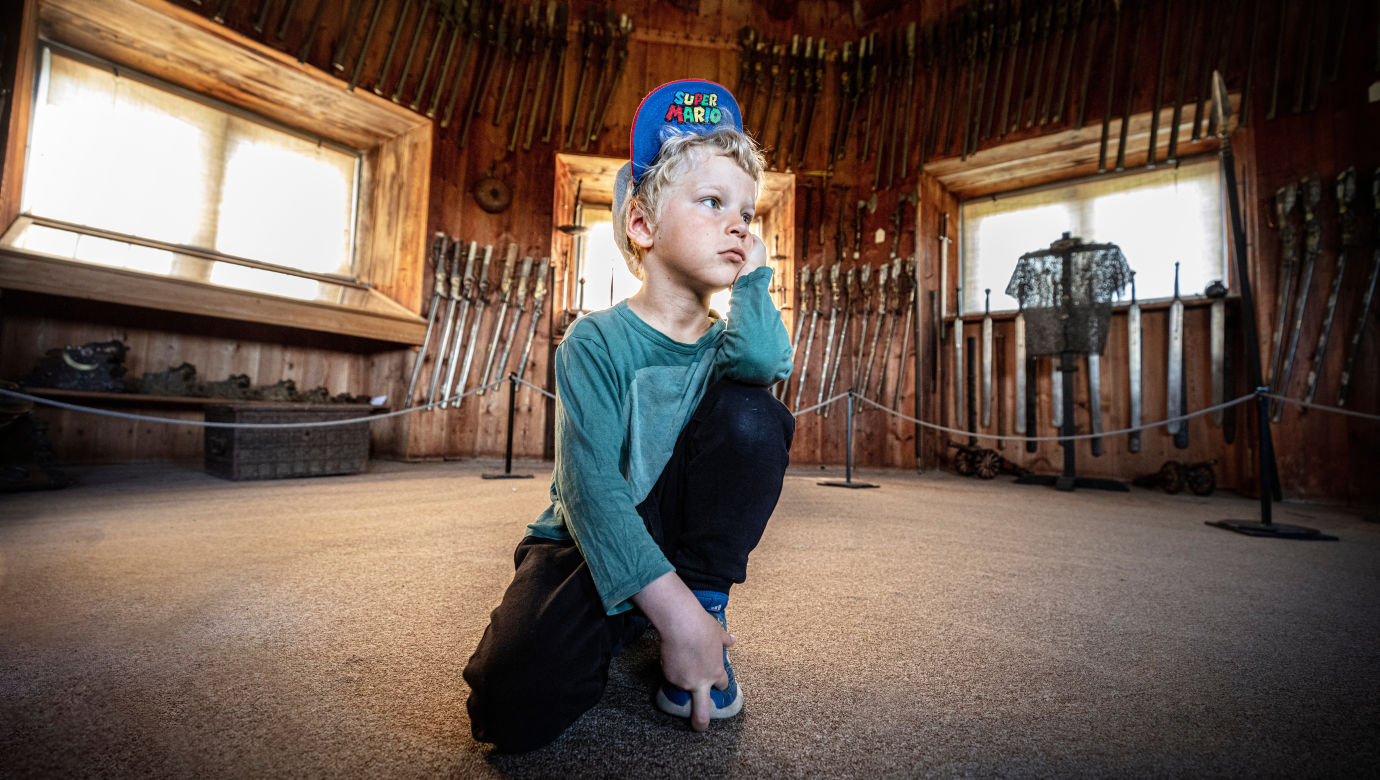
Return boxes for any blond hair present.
[616,128,766,280]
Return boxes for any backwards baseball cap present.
[612,79,744,261]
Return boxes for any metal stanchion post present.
[820,391,879,489]
[482,374,533,480]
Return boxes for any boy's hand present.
[735,232,767,285]
[631,572,735,732]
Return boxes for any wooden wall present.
[2,0,1376,505]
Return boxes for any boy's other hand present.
[632,572,735,732]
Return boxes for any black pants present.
[463,379,795,752]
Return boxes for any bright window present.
[10,44,361,301]
[960,158,1225,313]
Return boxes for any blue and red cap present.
[627,79,743,186]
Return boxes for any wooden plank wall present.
[2,0,1376,505]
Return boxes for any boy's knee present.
[697,380,795,456]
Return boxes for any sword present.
[954,310,965,436]
[981,288,993,428]
[1267,183,1299,390]
[479,244,519,394]
[792,267,824,412]
[1304,167,1357,404]
[1273,174,1322,421]
[424,235,463,406]
[789,266,813,401]
[861,262,890,398]
[893,256,917,411]
[1337,167,1379,407]
[1025,353,1038,453]
[815,262,842,411]
[452,244,495,408]
[876,257,904,402]
[853,263,872,391]
[822,267,855,418]
[1014,295,1027,434]
[406,232,450,408]
[1087,353,1103,456]
[1050,275,1061,429]
[439,241,480,408]
[515,256,551,388]
[1168,261,1187,448]
[1127,271,1142,452]
[495,255,535,382]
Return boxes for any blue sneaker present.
[654,590,743,720]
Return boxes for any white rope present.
[514,376,558,401]
[1262,393,1380,422]
[791,391,850,418]
[851,392,1258,443]
[0,378,508,429]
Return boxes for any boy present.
[463,79,796,753]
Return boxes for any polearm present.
[508,3,546,150]
[493,0,535,128]
[520,1,561,149]
[827,42,853,171]
[1096,0,1123,173]
[561,6,598,148]
[1024,0,1054,129]
[898,23,917,180]
[995,1,1021,138]
[1165,0,1199,163]
[373,0,416,97]
[479,244,520,394]
[458,1,509,148]
[1304,168,1357,404]
[424,236,463,407]
[772,36,801,170]
[582,14,633,152]
[515,256,551,391]
[407,3,451,110]
[439,241,479,407]
[406,232,450,408]
[979,1,1008,142]
[1211,70,1281,506]
[1073,0,1104,130]
[792,39,826,170]
[495,255,535,383]
[1036,0,1068,126]
[331,0,366,70]
[1050,0,1083,125]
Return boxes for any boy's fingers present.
[690,686,712,732]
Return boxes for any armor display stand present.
[1007,233,1130,492]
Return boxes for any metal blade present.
[1087,353,1103,456]
[1168,299,1185,435]
[981,294,993,428]
[954,320,965,433]
[1014,310,1026,434]
[1128,299,1142,452]
[1051,364,1062,428]
[1211,297,1225,424]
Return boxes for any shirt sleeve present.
[715,266,795,385]
[551,332,675,615]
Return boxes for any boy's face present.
[636,151,759,296]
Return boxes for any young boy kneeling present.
[463,79,795,752]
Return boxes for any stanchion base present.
[1014,473,1129,492]
[818,480,880,489]
[1205,520,1337,540]
[481,473,534,480]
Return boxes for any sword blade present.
[1051,364,1062,428]
[1211,298,1225,424]
[1128,301,1142,452]
[1014,311,1026,433]
[981,310,993,427]
[1087,353,1103,456]
[1167,298,1184,435]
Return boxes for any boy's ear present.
[626,202,655,251]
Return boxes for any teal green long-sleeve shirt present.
[526,266,793,615]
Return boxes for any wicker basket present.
[204,404,371,480]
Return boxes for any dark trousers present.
[463,379,795,753]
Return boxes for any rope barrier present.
[2,382,1374,437]
[1262,393,1380,423]
[851,392,1258,443]
[0,377,508,429]
[514,376,558,401]
[790,391,851,418]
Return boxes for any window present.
[960,158,1225,314]
[6,44,362,304]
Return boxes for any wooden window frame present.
[0,0,431,344]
